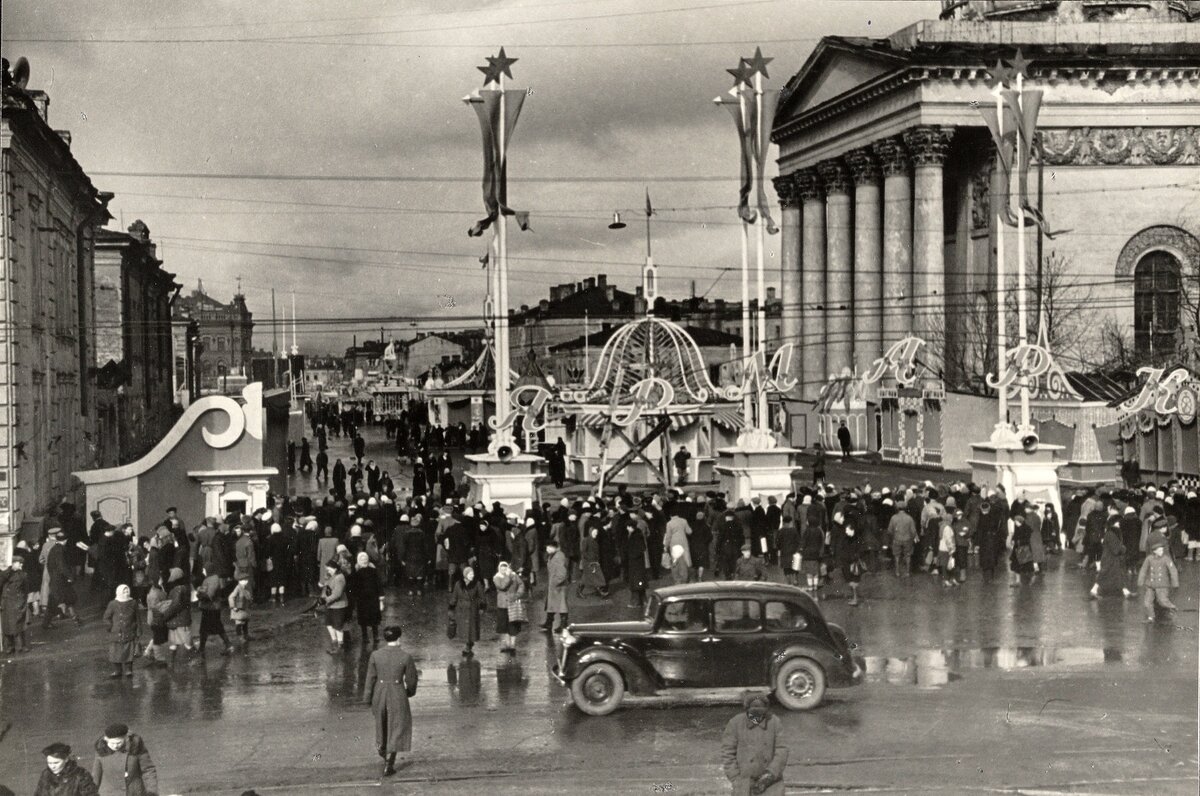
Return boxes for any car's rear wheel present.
[570,662,625,716]
[774,657,826,711]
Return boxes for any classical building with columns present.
[772,0,1200,478]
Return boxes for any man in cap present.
[721,692,788,795]
[91,722,158,795]
[365,625,419,776]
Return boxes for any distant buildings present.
[93,220,180,465]
[343,331,483,383]
[172,280,254,393]
[2,61,111,549]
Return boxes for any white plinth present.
[967,439,1066,518]
[464,453,546,514]
[714,446,800,505]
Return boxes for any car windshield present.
[644,594,660,622]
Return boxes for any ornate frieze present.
[872,137,910,177]
[844,148,881,185]
[772,174,800,208]
[1041,127,1200,166]
[902,125,955,167]
[816,159,852,195]
[795,168,824,202]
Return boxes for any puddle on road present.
[863,646,1123,688]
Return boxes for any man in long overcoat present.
[365,625,419,776]
[542,540,569,632]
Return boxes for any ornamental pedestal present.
[463,452,545,514]
[714,431,800,505]
[968,434,1066,518]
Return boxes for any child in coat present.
[228,577,253,643]
[1137,537,1179,623]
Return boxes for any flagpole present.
[496,68,511,445]
[1015,70,1030,433]
[736,86,753,430]
[753,69,768,432]
[994,83,1008,433]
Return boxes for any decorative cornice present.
[773,174,800,208]
[1041,126,1200,166]
[871,137,911,177]
[902,125,955,167]
[816,159,852,195]
[795,169,824,202]
[844,147,881,186]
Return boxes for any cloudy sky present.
[4,0,940,353]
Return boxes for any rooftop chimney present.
[539,299,550,311]
[597,274,607,287]
[767,287,776,303]
[583,277,596,290]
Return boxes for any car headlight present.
[560,628,578,648]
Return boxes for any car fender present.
[768,643,857,689]
[568,644,661,694]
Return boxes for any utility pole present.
[271,288,280,388]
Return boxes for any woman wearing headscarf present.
[351,551,383,647]
[721,692,788,795]
[492,561,526,653]
[448,565,486,657]
[102,584,141,678]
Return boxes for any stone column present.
[797,169,825,401]
[902,125,954,371]
[845,147,883,372]
[773,174,802,393]
[873,137,913,345]
[817,159,853,381]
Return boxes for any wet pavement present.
[1,429,1196,794]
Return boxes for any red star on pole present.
[477,46,518,85]
[1008,48,1032,78]
[727,58,755,87]
[744,46,773,80]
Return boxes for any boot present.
[383,753,397,777]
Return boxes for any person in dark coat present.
[399,517,429,595]
[690,509,713,581]
[1090,513,1133,599]
[776,519,801,586]
[811,444,826,485]
[716,510,743,580]
[365,626,419,777]
[353,432,366,462]
[832,514,864,605]
[351,552,383,646]
[95,525,127,597]
[542,540,569,632]
[91,723,158,796]
[624,518,650,608]
[0,556,30,653]
[975,500,1005,582]
[578,526,609,598]
[266,524,292,606]
[333,458,348,501]
[102,584,141,677]
[41,532,80,628]
[411,459,427,498]
[35,742,99,796]
[1009,512,1035,586]
[799,510,825,596]
[448,566,486,656]
[836,420,852,460]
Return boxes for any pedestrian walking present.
[624,516,650,608]
[35,742,99,796]
[228,577,252,644]
[321,561,349,654]
[777,518,801,587]
[811,444,826,485]
[1,555,31,653]
[41,530,81,628]
[492,561,526,653]
[160,567,193,663]
[196,571,233,656]
[364,625,419,777]
[720,692,788,796]
[91,723,158,796]
[350,552,383,647]
[102,585,141,678]
[448,565,486,656]
[1137,536,1179,622]
[837,420,852,461]
[578,526,609,598]
[143,579,169,667]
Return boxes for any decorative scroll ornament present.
[490,383,554,436]
[612,377,676,428]
[730,343,799,399]
[1114,365,1200,422]
[986,325,1082,401]
[863,337,925,388]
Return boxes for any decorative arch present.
[1116,225,1200,278]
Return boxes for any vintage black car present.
[551,581,862,715]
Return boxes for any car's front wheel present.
[570,661,626,716]
[774,657,826,710]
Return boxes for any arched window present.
[1133,251,1181,360]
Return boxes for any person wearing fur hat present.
[721,692,788,795]
[91,722,158,795]
[365,625,419,777]
[35,742,98,796]
[1137,536,1179,622]
[448,565,486,656]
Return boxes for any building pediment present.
[778,38,909,125]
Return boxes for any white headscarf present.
[115,584,132,603]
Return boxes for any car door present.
[640,598,711,687]
[761,599,817,670]
[709,598,765,686]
